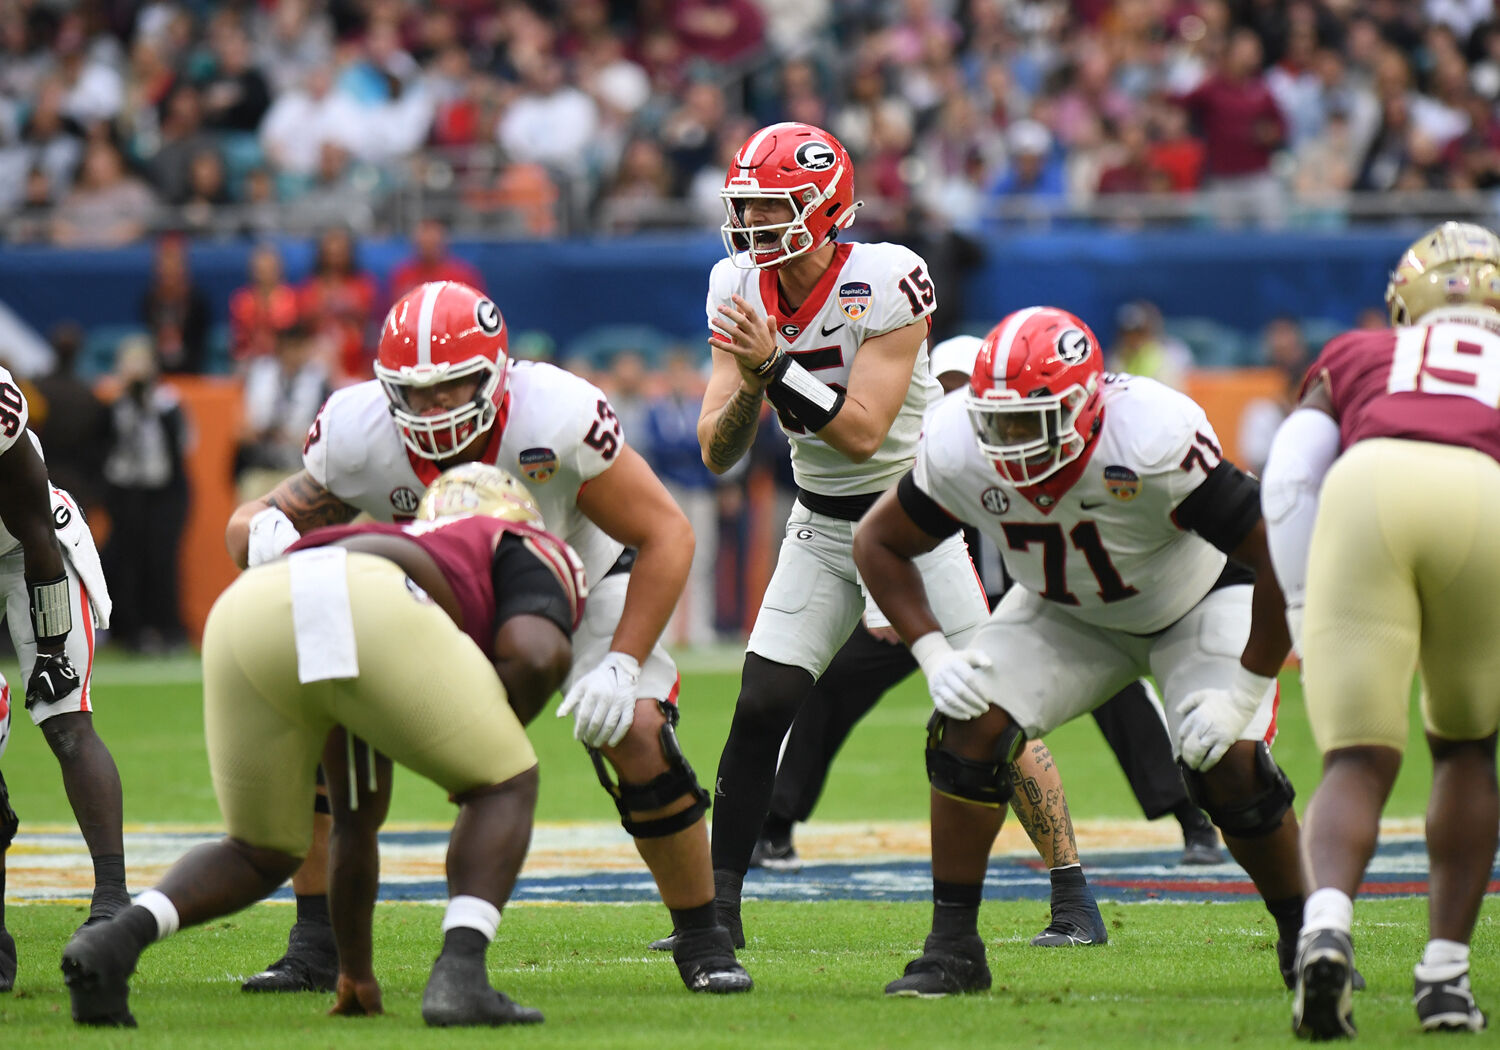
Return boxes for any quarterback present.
[1265,222,1500,1038]
[694,122,1102,950]
[854,306,1309,996]
[224,281,749,994]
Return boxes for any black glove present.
[26,650,80,710]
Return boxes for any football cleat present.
[885,934,991,998]
[1414,968,1487,1032]
[1292,928,1357,1041]
[1178,820,1223,867]
[241,921,338,993]
[60,920,141,1027]
[672,926,753,994]
[1281,937,1365,992]
[0,927,15,993]
[749,831,802,873]
[421,951,543,1027]
[1031,899,1109,948]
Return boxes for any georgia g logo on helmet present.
[475,298,503,336]
[1056,328,1091,365]
[794,141,837,172]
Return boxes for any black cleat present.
[1414,968,1487,1032]
[0,928,15,993]
[1179,826,1223,866]
[421,951,543,1027]
[1292,928,1357,1041]
[1031,899,1109,947]
[241,921,338,993]
[749,831,802,873]
[672,926,753,993]
[1281,937,1365,992]
[885,934,991,998]
[60,920,140,1027]
[649,932,677,952]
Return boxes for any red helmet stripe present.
[416,281,441,367]
[988,306,1045,390]
[737,121,795,168]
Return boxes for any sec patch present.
[519,447,559,483]
[1103,465,1140,501]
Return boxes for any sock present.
[92,853,127,896]
[1300,888,1351,937]
[1173,802,1213,835]
[440,927,488,960]
[761,812,793,843]
[932,879,983,939]
[441,895,501,941]
[0,858,6,930]
[1416,939,1471,982]
[713,869,744,907]
[294,892,331,928]
[1049,864,1089,904]
[669,900,718,935]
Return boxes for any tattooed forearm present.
[267,470,360,531]
[705,384,763,473]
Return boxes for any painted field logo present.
[1104,465,1140,501]
[390,487,421,514]
[838,281,871,321]
[519,447,559,483]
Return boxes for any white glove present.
[1176,664,1277,771]
[911,632,994,720]
[1285,601,1305,660]
[557,651,641,748]
[247,506,301,567]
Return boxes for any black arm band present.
[491,534,575,637]
[1173,460,1262,554]
[28,573,72,646]
[897,471,963,539]
[765,356,846,432]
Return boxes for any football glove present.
[247,506,301,567]
[1176,665,1276,771]
[26,649,80,711]
[558,651,641,748]
[911,632,994,721]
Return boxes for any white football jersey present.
[913,374,1230,633]
[304,361,625,584]
[0,364,44,559]
[707,241,940,497]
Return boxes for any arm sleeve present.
[897,471,963,540]
[1260,407,1342,610]
[1172,459,1262,555]
[491,533,576,637]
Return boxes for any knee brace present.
[1180,742,1295,838]
[0,770,17,851]
[589,701,711,839]
[925,712,1025,808]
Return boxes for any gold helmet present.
[416,463,543,527]
[1385,221,1500,326]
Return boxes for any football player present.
[693,122,1103,949]
[853,306,1308,996]
[63,465,585,1027]
[0,363,119,995]
[1264,222,1500,1037]
[224,281,749,994]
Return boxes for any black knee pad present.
[1180,742,1295,839]
[589,701,711,838]
[0,770,17,851]
[924,712,1025,808]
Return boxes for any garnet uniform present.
[206,514,584,856]
[1301,323,1500,750]
[302,361,678,701]
[706,242,988,674]
[905,373,1275,745]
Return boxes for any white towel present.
[857,573,892,631]
[289,548,359,683]
[51,488,112,630]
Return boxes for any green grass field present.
[0,653,1477,1047]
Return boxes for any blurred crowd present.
[5,0,1500,243]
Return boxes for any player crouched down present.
[62,465,585,1028]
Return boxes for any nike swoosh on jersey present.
[1080,500,1105,509]
[820,322,846,336]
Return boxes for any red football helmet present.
[375,281,509,460]
[721,122,862,269]
[967,306,1104,486]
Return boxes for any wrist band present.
[29,573,72,646]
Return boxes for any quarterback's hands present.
[557,651,641,748]
[329,972,383,1017]
[710,295,779,383]
[1176,665,1277,771]
[911,632,994,720]
[247,506,300,567]
[26,649,79,710]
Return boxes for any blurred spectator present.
[50,139,156,247]
[179,148,232,236]
[229,242,300,363]
[234,320,330,501]
[1237,316,1310,474]
[1097,118,1172,196]
[1293,107,1357,222]
[670,0,767,66]
[1108,301,1195,391]
[387,217,484,301]
[298,225,379,384]
[55,23,124,130]
[199,21,272,133]
[1172,27,1287,226]
[598,138,677,231]
[6,79,84,208]
[100,336,191,653]
[497,53,599,179]
[148,83,219,204]
[660,81,727,194]
[643,350,718,647]
[987,119,1067,216]
[30,322,109,514]
[250,0,336,96]
[259,66,361,178]
[601,350,652,459]
[141,235,211,375]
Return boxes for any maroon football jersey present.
[288,516,586,653]
[1306,324,1500,463]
